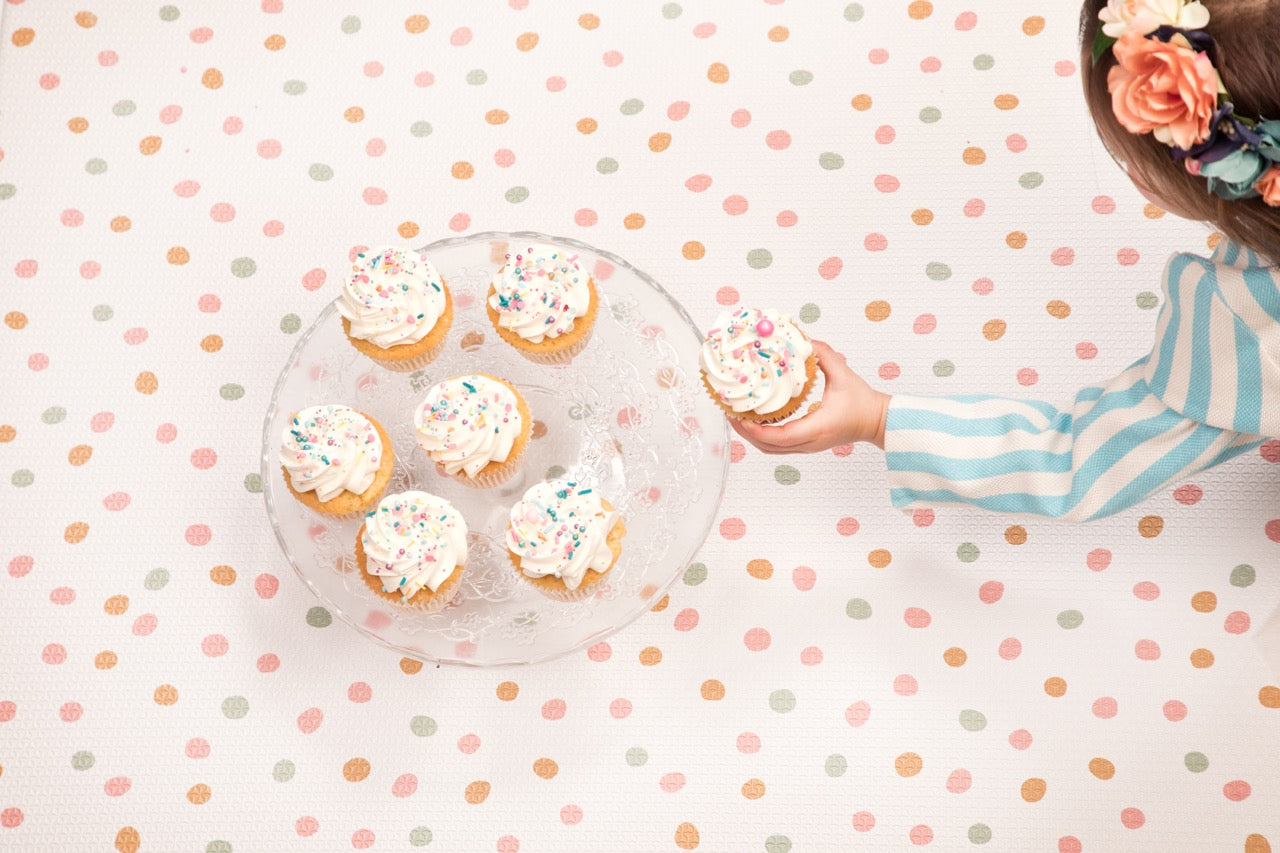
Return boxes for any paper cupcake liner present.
[365,336,446,373]
[512,325,593,366]
[450,444,526,489]
[532,576,607,602]
[357,533,465,612]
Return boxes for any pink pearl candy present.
[756,318,774,337]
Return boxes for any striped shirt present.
[883,241,1278,521]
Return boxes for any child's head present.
[1080,0,1280,260]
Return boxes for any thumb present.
[809,339,853,390]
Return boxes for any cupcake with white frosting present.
[413,373,531,488]
[699,307,816,423]
[338,245,453,372]
[486,243,598,365]
[279,404,394,518]
[355,490,467,611]
[505,479,626,601]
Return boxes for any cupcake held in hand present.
[505,479,626,601]
[338,245,453,372]
[414,374,531,488]
[486,243,598,364]
[700,307,816,423]
[279,404,394,518]
[355,490,467,612]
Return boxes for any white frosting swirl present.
[279,405,383,502]
[414,375,523,477]
[361,491,467,598]
[488,243,591,342]
[337,246,447,348]
[700,307,813,414]
[506,480,619,590]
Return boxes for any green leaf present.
[1091,32,1117,66]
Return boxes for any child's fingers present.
[730,410,827,451]
[810,339,853,390]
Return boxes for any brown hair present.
[1080,0,1280,261]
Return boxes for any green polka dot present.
[1230,564,1255,588]
[818,152,844,170]
[774,465,800,485]
[933,360,955,378]
[959,709,987,731]
[273,759,295,782]
[145,568,170,590]
[410,715,437,737]
[926,262,952,281]
[505,186,529,204]
[683,562,708,586]
[662,2,682,18]
[206,843,232,853]
[747,248,773,269]
[620,98,644,116]
[1136,291,1159,310]
[846,598,872,620]
[112,100,137,116]
[340,15,361,34]
[768,689,796,713]
[466,69,487,85]
[1184,751,1209,773]
[221,696,249,719]
[596,157,619,175]
[243,473,262,493]
[308,163,333,181]
[920,106,942,123]
[158,6,180,22]
[956,542,980,562]
[85,159,108,175]
[824,754,848,777]
[11,470,34,488]
[1057,609,1084,630]
[42,406,67,425]
[545,464,567,480]
[798,303,821,323]
[789,70,814,86]
[219,383,245,401]
[0,184,14,201]
[969,823,992,845]
[973,54,995,70]
[306,606,332,627]
[71,750,95,770]
[92,305,114,321]
[844,3,865,21]
[282,80,307,95]
[765,836,792,853]
[280,313,301,334]
[625,747,648,766]
[410,827,433,846]
[1019,172,1045,190]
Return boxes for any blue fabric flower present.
[1201,149,1268,200]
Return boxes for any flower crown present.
[1093,0,1280,206]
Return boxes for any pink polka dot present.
[1076,341,1099,360]
[729,440,746,463]
[1173,483,1203,505]
[28,354,48,371]
[792,565,816,591]
[1092,696,1118,719]
[1267,519,1280,543]
[671,608,699,632]
[449,213,471,232]
[874,174,900,193]
[744,628,771,651]
[800,646,823,665]
[296,817,318,837]
[510,0,529,10]
[766,129,791,150]
[1086,548,1112,571]
[730,109,751,128]
[812,256,844,280]
[609,698,632,719]
[42,643,66,665]
[845,700,871,727]
[955,11,977,30]
[494,148,515,168]
[363,61,384,78]
[0,701,15,722]
[836,517,860,536]
[1092,195,1116,214]
[348,682,372,703]
[98,50,119,66]
[868,48,889,64]
[1133,581,1160,601]
[1055,60,1077,77]
[301,269,326,292]
[913,314,937,335]
[946,769,972,793]
[903,607,931,628]
[450,27,473,46]
[1059,837,1083,853]
[457,734,480,754]
[40,73,60,90]
[256,138,282,159]
[185,524,211,546]
[94,411,118,435]
[222,116,243,135]
[1163,700,1188,721]
[1007,134,1028,152]
[685,174,712,192]
[50,587,75,605]
[257,653,279,672]
[185,737,210,759]
[1117,247,1141,265]
[1050,247,1075,266]
[716,286,739,306]
[602,50,623,67]
[0,808,21,829]
[263,219,285,237]
[913,509,935,526]
[542,699,567,720]
[1008,729,1033,750]
[776,210,798,227]
[201,634,229,657]
[998,637,1022,660]
[1120,807,1145,829]
[209,202,236,223]
[720,517,746,540]
[352,829,375,849]
[392,773,418,798]
[7,555,32,580]
[297,707,323,734]
[737,732,761,753]
[496,837,519,853]
[972,277,994,295]
[693,21,716,37]
[560,805,583,825]
[60,702,82,722]
[865,233,890,253]
[1017,367,1039,387]
[878,362,901,380]
[132,614,157,636]
[174,180,201,198]
[104,776,131,796]
[262,0,283,12]
[546,76,567,92]
[14,259,37,278]
[659,772,685,793]
[920,56,941,73]
[61,208,84,227]
[1223,780,1251,801]
[909,825,933,846]
[723,195,748,215]
[1262,440,1280,463]
[832,443,853,457]
[1224,611,1251,634]
[366,138,387,157]
[157,423,178,443]
[363,187,388,206]
[1134,638,1161,660]
[853,811,876,832]
[414,71,435,87]
[668,100,691,121]
[894,674,918,696]
[190,27,213,43]
[979,581,1004,604]
[579,642,610,664]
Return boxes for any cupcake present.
[338,245,453,372]
[355,490,467,612]
[413,374,531,488]
[279,404,394,518]
[486,243,598,365]
[700,307,816,423]
[505,479,626,601]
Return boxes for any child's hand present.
[729,340,890,453]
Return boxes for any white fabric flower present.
[1099,0,1210,38]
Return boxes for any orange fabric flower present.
[1256,167,1280,207]
[1107,31,1220,150]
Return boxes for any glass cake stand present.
[261,231,729,666]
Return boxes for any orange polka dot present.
[701,679,725,700]
[1138,515,1164,538]
[167,246,190,265]
[4,311,27,330]
[516,32,539,51]
[69,444,93,466]
[344,106,364,123]
[451,161,475,180]
[1190,648,1214,668]
[675,823,700,850]
[140,136,162,155]
[1143,203,1166,219]
[210,565,237,586]
[1207,232,1224,250]
[110,216,132,233]
[465,780,491,803]
[1004,525,1027,545]
[201,68,223,89]
[1044,676,1067,697]
[865,300,892,322]
[486,109,510,125]
[496,681,519,701]
[115,826,141,853]
[943,647,967,667]
[741,778,766,799]
[12,28,35,47]
[68,117,89,133]
[651,594,670,612]
[851,94,873,111]
[963,146,987,165]
[65,522,90,544]
[75,11,98,28]
[911,208,934,225]
[397,221,420,240]
[1260,686,1280,709]
[1191,591,1217,613]
[342,758,371,782]
[1006,231,1028,249]
[649,132,672,152]
[983,320,1007,341]
[639,646,663,666]
[95,650,117,670]
[152,684,178,705]
[1022,16,1046,35]
[867,549,892,569]
[746,558,774,579]
[907,1,933,19]
[1245,835,1272,853]
[405,14,430,34]
[994,94,1020,110]
[767,26,789,42]
[1046,300,1071,319]
[264,34,286,50]
[200,334,223,353]
[399,657,423,675]
[578,13,600,30]
[895,752,923,777]
[707,62,730,84]
[624,212,646,230]
[533,758,558,779]
[682,241,705,260]
[0,425,15,443]
[1021,777,1047,802]
[1089,758,1116,780]
[187,784,211,805]
[576,117,598,134]
[104,595,129,616]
